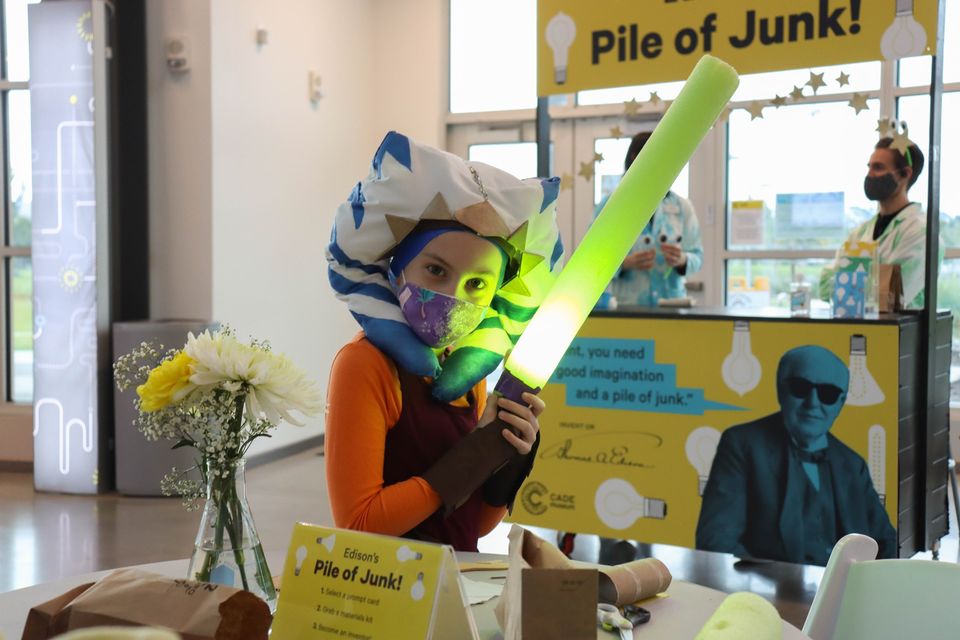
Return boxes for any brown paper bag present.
[21,569,271,640]
[21,583,94,640]
[879,263,903,312]
[494,525,672,640]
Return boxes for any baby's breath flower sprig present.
[161,467,204,510]
[114,327,323,512]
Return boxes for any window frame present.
[0,0,33,419]
[447,60,960,285]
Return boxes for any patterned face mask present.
[396,277,488,348]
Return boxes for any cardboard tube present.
[598,557,672,605]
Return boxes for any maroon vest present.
[382,368,485,552]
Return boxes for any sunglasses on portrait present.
[786,376,844,405]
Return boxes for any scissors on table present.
[597,603,633,640]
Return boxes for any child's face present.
[402,232,503,307]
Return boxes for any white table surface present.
[0,551,809,639]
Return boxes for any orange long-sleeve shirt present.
[325,333,507,539]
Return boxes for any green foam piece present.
[504,55,740,389]
[694,592,783,640]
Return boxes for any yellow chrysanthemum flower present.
[136,351,196,412]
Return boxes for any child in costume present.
[325,132,564,551]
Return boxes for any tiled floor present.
[0,448,331,594]
[1,447,957,627]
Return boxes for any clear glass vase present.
[186,458,277,611]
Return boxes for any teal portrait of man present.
[695,345,896,566]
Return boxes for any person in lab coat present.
[598,132,704,308]
[819,137,933,308]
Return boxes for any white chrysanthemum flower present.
[180,330,323,426]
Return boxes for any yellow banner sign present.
[511,316,899,564]
[272,524,478,639]
[538,0,940,95]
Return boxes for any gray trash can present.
[113,320,217,495]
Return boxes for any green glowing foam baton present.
[496,55,740,399]
[423,56,740,513]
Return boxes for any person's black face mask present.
[864,173,898,201]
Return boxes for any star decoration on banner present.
[848,92,870,114]
[609,125,624,138]
[649,91,662,106]
[790,85,805,101]
[623,98,641,116]
[770,95,787,108]
[890,124,913,155]
[592,151,604,163]
[560,172,573,191]
[577,160,595,181]
[747,101,766,120]
[836,71,851,87]
[807,71,826,94]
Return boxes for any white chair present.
[803,533,960,640]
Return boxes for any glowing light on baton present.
[496,55,739,399]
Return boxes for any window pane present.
[8,90,31,246]
[898,0,960,86]
[726,258,829,310]
[593,137,688,208]
[578,80,686,106]
[4,0,31,81]
[9,256,31,403]
[939,259,960,403]
[578,62,879,106]
[450,0,536,113]
[896,92,960,247]
[727,100,879,250]
[467,142,539,179]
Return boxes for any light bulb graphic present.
[410,572,426,601]
[545,12,576,84]
[685,427,721,496]
[594,478,667,530]
[316,534,336,553]
[397,545,423,562]
[847,334,884,406]
[869,424,887,506]
[721,321,762,396]
[881,0,927,60]
[294,545,308,576]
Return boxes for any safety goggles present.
[786,376,844,405]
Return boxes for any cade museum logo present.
[520,481,575,515]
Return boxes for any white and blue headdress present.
[327,131,564,402]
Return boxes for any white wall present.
[207,0,374,454]
[369,0,447,147]
[146,0,449,456]
[146,0,213,320]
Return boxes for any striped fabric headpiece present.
[326,131,564,402]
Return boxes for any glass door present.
[573,118,719,306]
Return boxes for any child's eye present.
[425,264,445,277]
[467,277,487,290]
